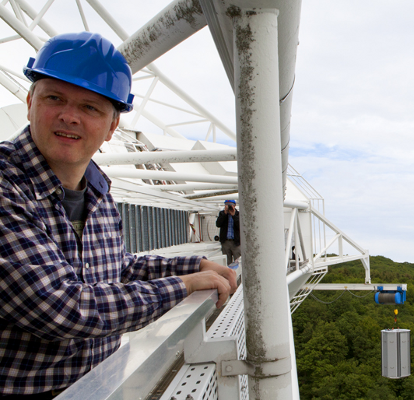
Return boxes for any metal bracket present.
[222,357,291,378]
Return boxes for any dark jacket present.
[216,209,240,246]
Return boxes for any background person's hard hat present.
[24,32,134,113]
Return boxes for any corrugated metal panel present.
[136,205,143,252]
[165,208,171,247]
[122,203,130,252]
[160,209,166,249]
[129,205,137,254]
[142,206,149,251]
[116,203,190,253]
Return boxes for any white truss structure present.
[0,1,394,399]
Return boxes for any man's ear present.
[105,115,120,142]
[26,91,32,121]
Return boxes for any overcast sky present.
[290,0,414,263]
[1,0,413,262]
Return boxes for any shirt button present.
[85,263,90,269]
[56,188,62,195]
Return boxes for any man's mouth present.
[55,132,80,140]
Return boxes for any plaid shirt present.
[0,127,202,395]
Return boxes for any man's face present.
[27,78,119,173]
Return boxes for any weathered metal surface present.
[118,0,207,73]
[197,0,302,196]
[233,7,292,399]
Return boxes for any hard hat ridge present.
[24,32,134,113]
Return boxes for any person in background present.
[216,200,241,265]
[0,32,236,398]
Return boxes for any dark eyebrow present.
[41,89,105,107]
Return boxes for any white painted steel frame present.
[0,1,379,399]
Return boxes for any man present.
[216,200,241,265]
[0,32,236,398]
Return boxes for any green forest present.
[292,255,414,400]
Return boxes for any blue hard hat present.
[23,32,134,113]
[225,200,236,204]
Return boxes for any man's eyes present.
[85,104,98,112]
[43,96,101,113]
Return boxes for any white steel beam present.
[156,183,237,192]
[93,148,237,165]
[118,0,207,73]
[184,189,237,199]
[129,75,159,125]
[314,283,407,291]
[27,0,54,31]
[0,3,43,50]
[148,63,237,141]
[310,205,371,283]
[16,0,58,37]
[311,206,367,255]
[314,254,369,267]
[287,263,312,286]
[0,70,27,102]
[75,0,89,32]
[102,167,238,184]
[140,108,186,139]
[109,177,218,212]
[86,0,129,40]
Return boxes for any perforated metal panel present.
[207,286,248,400]
[160,363,218,400]
[163,286,248,400]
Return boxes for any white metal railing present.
[55,290,219,400]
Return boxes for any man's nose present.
[58,103,81,124]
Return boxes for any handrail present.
[55,290,218,400]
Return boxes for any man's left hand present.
[199,259,237,294]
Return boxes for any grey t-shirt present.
[62,185,87,240]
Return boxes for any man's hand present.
[199,259,237,293]
[180,260,237,308]
[225,204,236,216]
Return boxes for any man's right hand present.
[180,270,233,308]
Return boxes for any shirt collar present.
[12,126,111,199]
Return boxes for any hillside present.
[292,255,414,399]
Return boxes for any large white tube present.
[93,148,237,165]
[101,166,238,184]
[233,8,292,399]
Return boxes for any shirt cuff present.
[150,276,188,313]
